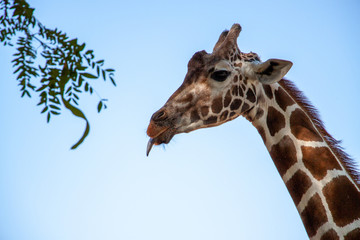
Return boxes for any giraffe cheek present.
[190,109,201,123]
[230,99,242,111]
[211,96,223,114]
[224,90,232,108]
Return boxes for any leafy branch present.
[0,0,116,149]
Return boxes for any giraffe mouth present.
[146,123,176,156]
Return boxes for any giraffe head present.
[146,24,292,155]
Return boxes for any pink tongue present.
[146,138,155,156]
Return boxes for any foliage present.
[0,0,116,149]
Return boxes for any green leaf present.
[96,60,104,65]
[97,101,103,113]
[68,38,78,45]
[77,66,87,71]
[47,112,51,123]
[84,82,89,92]
[27,83,36,90]
[51,110,60,115]
[76,76,84,88]
[102,69,106,81]
[65,86,72,94]
[49,97,60,104]
[82,73,97,79]
[73,87,81,93]
[50,104,60,110]
[78,43,86,52]
[41,106,48,113]
[21,90,31,98]
[110,76,116,86]
[105,68,115,72]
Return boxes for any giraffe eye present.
[211,70,230,82]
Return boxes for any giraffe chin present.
[146,128,176,156]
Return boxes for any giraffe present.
[146,24,360,240]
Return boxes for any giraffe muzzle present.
[146,119,177,156]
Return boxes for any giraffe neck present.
[247,79,360,240]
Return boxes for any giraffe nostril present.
[152,110,168,122]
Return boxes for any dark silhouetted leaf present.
[51,110,60,115]
[21,90,31,98]
[97,101,102,113]
[65,86,72,94]
[102,69,106,80]
[41,106,48,113]
[50,104,60,110]
[110,76,116,86]
[82,73,97,79]
[37,84,47,92]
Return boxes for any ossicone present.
[213,23,242,54]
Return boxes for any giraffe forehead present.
[187,50,207,69]
[186,50,232,74]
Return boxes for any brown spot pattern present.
[240,84,246,91]
[246,89,256,103]
[232,85,239,96]
[266,107,286,136]
[230,99,242,111]
[233,75,239,83]
[211,97,223,114]
[200,106,209,117]
[204,116,217,125]
[238,86,243,97]
[300,193,328,237]
[220,110,228,121]
[301,146,342,181]
[235,62,242,68]
[229,112,236,118]
[286,170,312,205]
[322,176,360,227]
[263,84,273,99]
[320,229,339,240]
[345,228,360,240]
[257,126,266,143]
[275,87,295,111]
[255,108,264,120]
[190,109,200,122]
[224,90,232,108]
[240,102,250,113]
[269,135,297,176]
[290,108,323,141]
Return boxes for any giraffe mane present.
[278,79,360,186]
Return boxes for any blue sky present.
[0,0,359,239]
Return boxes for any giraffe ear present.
[254,59,293,84]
